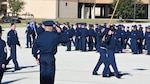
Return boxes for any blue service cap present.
[110,25,116,31]
[89,24,93,27]
[11,23,15,26]
[100,26,105,29]
[134,25,137,28]
[76,23,82,25]
[81,23,87,26]
[43,20,54,26]
[138,24,142,26]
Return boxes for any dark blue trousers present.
[10,45,19,69]
[93,48,111,75]
[88,37,94,51]
[66,40,71,51]
[75,37,80,50]
[131,39,138,54]
[81,37,87,51]
[146,40,150,54]
[104,50,119,75]
[39,55,55,84]
[0,64,4,83]
[26,34,32,48]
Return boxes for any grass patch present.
[0,18,150,28]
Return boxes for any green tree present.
[8,0,25,15]
[112,0,144,20]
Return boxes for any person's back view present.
[0,26,7,83]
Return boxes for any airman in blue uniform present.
[25,22,32,48]
[70,24,75,46]
[143,26,148,50]
[80,23,88,51]
[145,27,150,55]
[95,24,100,51]
[104,26,122,78]
[6,23,22,71]
[66,25,75,51]
[114,25,122,53]
[130,25,138,54]
[74,23,81,50]
[121,26,127,53]
[137,25,144,54]
[37,23,45,36]
[125,26,131,49]
[30,20,37,43]
[32,20,68,84]
[88,24,95,51]
[0,26,7,83]
[92,26,112,77]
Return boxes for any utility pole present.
[133,0,136,22]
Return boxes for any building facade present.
[1,0,150,19]
[0,0,7,16]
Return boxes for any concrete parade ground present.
[1,23,150,84]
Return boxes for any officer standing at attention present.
[36,23,45,36]
[145,26,150,55]
[6,23,22,71]
[32,20,68,84]
[74,23,81,50]
[66,25,75,51]
[80,23,88,51]
[130,25,138,54]
[88,24,95,51]
[95,24,100,51]
[0,26,7,83]
[25,22,32,48]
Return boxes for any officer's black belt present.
[40,53,54,56]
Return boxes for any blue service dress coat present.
[130,30,138,54]
[88,28,95,51]
[7,29,20,69]
[0,38,7,83]
[80,28,88,51]
[104,34,120,76]
[145,32,150,54]
[74,27,81,50]
[32,31,68,84]
[26,26,32,48]
[66,28,75,51]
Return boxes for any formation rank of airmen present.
[25,20,150,55]
[59,22,150,55]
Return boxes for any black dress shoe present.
[92,72,99,75]
[102,74,111,78]
[15,67,22,71]
[109,72,115,76]
[116,73,123,78]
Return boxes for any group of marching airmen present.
[26,21,150,55]
[1,20,150,83]
[25,20,150,79]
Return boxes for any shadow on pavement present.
[5,65,38,72]
[1,78,27,84]
[134,68,148,71]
